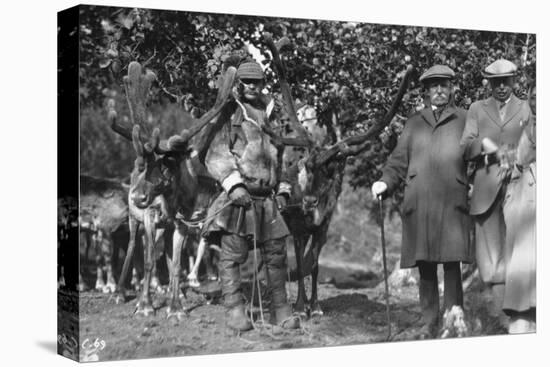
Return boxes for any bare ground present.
[76,258,506,362]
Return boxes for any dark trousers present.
[418,261,463,329]
[219,233,288,308]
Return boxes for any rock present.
[388,260,417,288]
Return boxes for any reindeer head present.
[288,104,379,227]
[129,125,191,209]
[294,150,345,227]
[285,105,346,227]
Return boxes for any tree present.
[77,5,536,214]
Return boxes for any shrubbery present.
[76,6,536,213]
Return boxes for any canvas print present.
[57,4,536,362]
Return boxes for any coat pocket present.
[454,174,470,213]
[402,172,418,216]
[456,174,468,186]
[405,171,418,186]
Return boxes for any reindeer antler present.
[263,33,313,148]
[110,62,237,155]
[108,98,133,141]
[182,66,237,139]
[124,62,156,136]
[109,61,156,141]
[314,64,414,166]
[157,66,238,155]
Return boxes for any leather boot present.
[219,246,252,331]
[262,238,300,329]
[265,253,299,329]
[270,303,300,329]
[226,303,253,332]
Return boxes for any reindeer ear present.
[150,128,160,149]
[297,157,306,170]
[134,156,145,171]
[167,135,189,152]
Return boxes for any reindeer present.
[58,196,79,290]
[79,174,129,293]
[282,108,371,316]
[289,69,412,316]
[109,61,236,318]
[261,33,414,317]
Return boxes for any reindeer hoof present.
[188,278,200,288]
[311,309,324,317]
[134,303,155,317]
[77,283,88,292]
[166,308,188,321]
[95,280,106,292]
[102,282,117,294]
[111,290,128,304]
[150,277,162,291]
[294,310,308,319]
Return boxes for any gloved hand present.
[228,186,252,208]
[481,137,499,154]
[275,194,288,212]
[371,181,388,199]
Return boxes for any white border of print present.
[3,1,545,367]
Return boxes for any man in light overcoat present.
[460,59,531,326]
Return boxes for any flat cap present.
[482,59,517,78]
[419,64,455,82]
[236,61,264,80]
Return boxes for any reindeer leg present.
[84,231,92,264]
[131,267,140,292]
[150,228,164,293]
[114,216,139,303]
[188,237,207,287]
[94,233,106,292]
[103,234,117,293]
[167,223,187,320]
[135,211,156,317]
[310,226,328,317]
[293,236,308,317]
[205,244,218,281]
[77,272,87,292]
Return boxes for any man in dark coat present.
[202,60,299,332]
[372,65,473,338]
[460,59,531,326]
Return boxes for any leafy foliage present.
[76,5,536,214]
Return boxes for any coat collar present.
[420,104,458,127]
[482,94,521,127]
[501,94,522,127]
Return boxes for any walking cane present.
[378,195,392,340]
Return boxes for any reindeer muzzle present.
[132,193,151,209]
[302,196,322,226]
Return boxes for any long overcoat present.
[381,105,473,268]
[503,117,536,313]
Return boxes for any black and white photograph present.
[4,1,547,366]
[54,2,541,362]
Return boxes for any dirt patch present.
[77,259,506,362]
